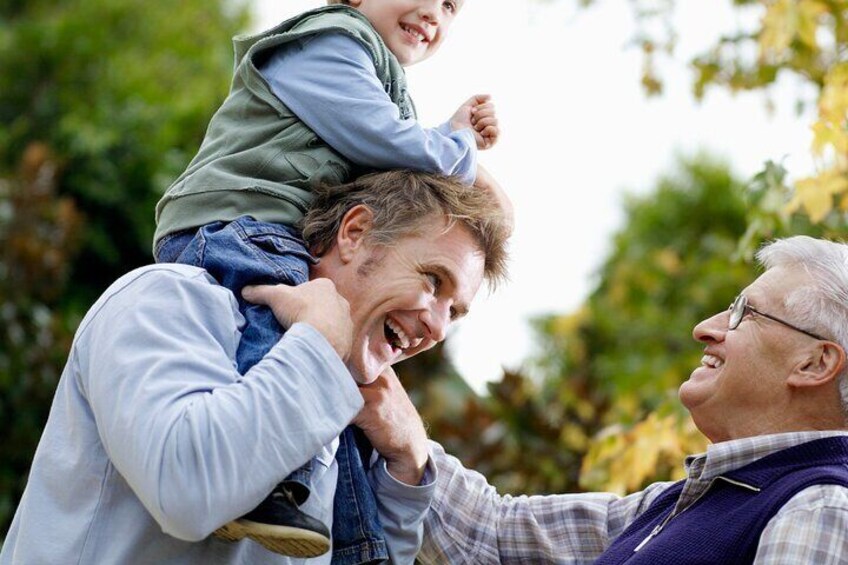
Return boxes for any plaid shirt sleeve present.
[419,441,673,564]
[753,485,848,564]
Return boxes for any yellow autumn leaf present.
[819,64,848,124]
[797,0,827,49]
[810,120,848,156]
[789,174,837,222]
[760,0,795,57]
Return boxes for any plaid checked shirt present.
[419,431,848,564]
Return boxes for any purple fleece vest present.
[594,436,848,565]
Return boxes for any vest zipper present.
[632,475,759,552]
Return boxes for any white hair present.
[756,235,848,414]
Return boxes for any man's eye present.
[426,273,441,291]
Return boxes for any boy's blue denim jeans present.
[155,216,388,564]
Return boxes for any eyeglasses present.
[728,294,828,341]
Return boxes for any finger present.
[465,94,490,108]
[473,102,496,113]
[472,109,496,122]
[473,116,498,130]
[480,123,500,137]
[241,283,287,305]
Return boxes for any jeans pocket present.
[248,233,313,285]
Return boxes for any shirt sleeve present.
[419,440,667,564]
[258,33,477,185]
[368,456,437,564]
[754,485,848,564]
[78,267,363,541]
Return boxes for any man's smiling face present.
[679,267,817,442]
[326,210,484,384]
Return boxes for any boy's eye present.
[443,1,457,13]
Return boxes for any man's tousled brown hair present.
[302,170,510,288]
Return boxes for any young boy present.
[153,0,502,561]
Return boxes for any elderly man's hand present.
[354,367,429,485]
[242,279,352,360]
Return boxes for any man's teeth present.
[386,319,411,349]
[702,354,723,369]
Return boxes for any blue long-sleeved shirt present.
[0,264,434,564]
[258,32,477,185]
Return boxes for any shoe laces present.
[272,485,299,506]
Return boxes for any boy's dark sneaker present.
[213,486,331,557]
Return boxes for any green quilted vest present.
[154,5,415,248]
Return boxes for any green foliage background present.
[0,0,250,534]
[3,0,848,543]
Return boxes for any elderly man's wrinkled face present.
[330,211,485,385]
[679,267,818,442]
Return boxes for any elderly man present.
[0,171,509,564]
[413,235,848,564]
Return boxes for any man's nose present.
[421,302,450,343]
[693,310,728,344]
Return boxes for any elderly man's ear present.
[787,341,847,389]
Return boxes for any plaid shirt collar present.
[685,430,848,481]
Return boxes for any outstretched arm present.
[260,33,478,185]
[420,442,671,564]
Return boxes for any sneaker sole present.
[213,519,331,557]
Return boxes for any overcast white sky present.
[254,0,816,393]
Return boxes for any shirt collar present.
[684,430,848,481]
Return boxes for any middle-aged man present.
[0,170,509,564]
[408,235,848,564]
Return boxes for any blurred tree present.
[0,0,249,534]
[0,0,250,306]
[532,154,756,493]
[0,143,82,529]
[565,0,848,252]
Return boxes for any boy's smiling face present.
[349,0,463,66]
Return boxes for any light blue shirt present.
[1,264,434,564]
[258,32,477,185]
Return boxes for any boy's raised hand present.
[242,279,353,361]
[450,94,500,150]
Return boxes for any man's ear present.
[788,341,847,388]
[336,204,373,263]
